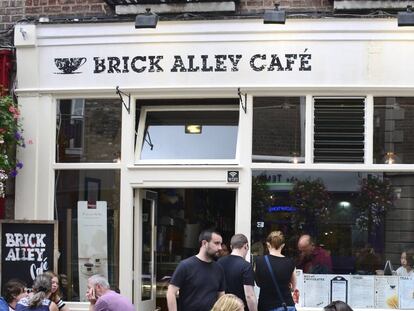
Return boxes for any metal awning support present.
[116,86,131,114]
[238,88,247,114]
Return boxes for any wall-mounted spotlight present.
[398,5,414,27]
[135,8,158,29]
[263,3,286,24]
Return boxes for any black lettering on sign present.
[250,54,266,71]
[268,54,284,71]
[131,56,146,73]
[228,55,242,72]
[148,56,164,72]
[171,56,187,72]
[94,57,106,73]
[215,55,227,72]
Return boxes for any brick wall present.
[0,0,113,30]
[24,0,113,19]
[0,0,24,31]
[0,0,334,31]
[241,0,333,14]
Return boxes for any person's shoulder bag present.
[264,255,296,311]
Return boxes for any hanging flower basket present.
[290,178,331,231]
[354,176,394,232]
[0,95,25,198]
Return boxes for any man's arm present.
[243,285,258,311]
[166,284,180,311]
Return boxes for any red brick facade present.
[0,0,113,30]
[0,0,334,31]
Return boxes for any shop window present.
[56,99,121,163]
[252,97,305,163]
[251,170,410,277]
[54,170,120,302]
[136,101,239,161]
[374,97,414,164]
[313,97,365,163]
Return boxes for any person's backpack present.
[0,297,8,311]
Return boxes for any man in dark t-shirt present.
[217,234,258,311]
[166,230,225,311]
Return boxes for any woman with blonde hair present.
[43,272,69,311]
[254,231,297,311]
[211,294,244,311]
[16,274,58,311]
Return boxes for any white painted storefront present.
[13,18,414,311]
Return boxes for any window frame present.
[134,104,241,165]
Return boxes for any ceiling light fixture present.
[185,125,202,134]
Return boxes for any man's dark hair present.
[230,234,248,249]
[3,279,26,303]
[324,301,353,311]
[198,229,221,246]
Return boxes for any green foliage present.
[355,176,394,231]
[0,95,25,197]
[290,178,331,231]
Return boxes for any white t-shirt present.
[396,266,414,276]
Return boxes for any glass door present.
[135,189,157,311]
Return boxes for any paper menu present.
[349,275,375,308]
[375,276,399,309]
[303,274,330,307]
[399,276,414,309]
[295,269,304,307]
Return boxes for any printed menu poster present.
[399,276,414,309]
[349,275,375,308]
[295,269,304,307]
[375,276,399,309]
[303,274,330,308]
[77,201,108,302]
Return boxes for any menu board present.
[330,275,350,303]
[0,220,58,290]
[77,201,108,302]
[349,275,375,308]
[399,276,414,309]
[303,274,330,307]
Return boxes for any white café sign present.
[53,51,312,75]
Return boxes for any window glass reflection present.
[374,97,414,164]
[140,110,239,160]
[251,170,410,276]
[54,170,120,301]
[253,97,305,163]
[56,99,121,163]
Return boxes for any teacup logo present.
[54,57,86,74]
